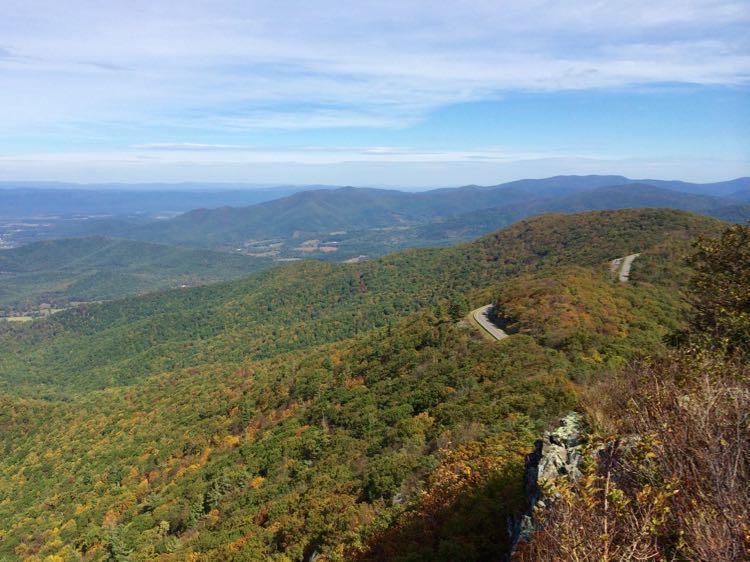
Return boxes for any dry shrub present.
[516,351,749,562]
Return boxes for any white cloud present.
[0,0,747,133]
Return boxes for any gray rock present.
[506,412,585,560]
[538,443,568,482]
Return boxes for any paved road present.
[471,304,508,341]
[616,253,640,282]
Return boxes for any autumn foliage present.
[516,224,750,562]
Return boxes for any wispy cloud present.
[0,1,747,183]
[79,61,133,72]
[0,0,747,132]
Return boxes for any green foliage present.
[492,265,685,380]
[0,208,721,398]
[0,209,730,561]
[0,236,271,312]
[0,307,578,561]
[356,433,533,561]
[686,223,750,357]
[448,294,469,320]
[516,223,750,562]
[106,526,133,561]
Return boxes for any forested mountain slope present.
[411,183,750,244]
[0,237,272,312]
[0,208,732,561]
[116,185,540,246]
[0,209,720,399]
[515,224,749,561]
[106,181,748,250]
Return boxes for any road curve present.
[471,304,508,341]
[617,253,640,282]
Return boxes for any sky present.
[0,0,748,186]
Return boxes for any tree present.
[687,223,750,357]
[448,295,469,321]
[105,526,132,562]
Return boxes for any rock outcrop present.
[506,412,584,559]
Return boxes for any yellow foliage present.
[222,434,241,449]
[103,508,119,526]
[198,447,213,464]
[206,509,220,525]
[249,475,266,489]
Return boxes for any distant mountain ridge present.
[730,187,750,202]
[482,175,750,196]
[128,184,546,245]
[99,176,750,251]
[3,175,748,258]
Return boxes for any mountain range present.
[2,175,747,317]
[5,176,747,258]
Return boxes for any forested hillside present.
[515,223,749,561]
[0,208,731,561]
[0,209,719,398]
[88,184,541,248]
[410,183,750,245]
[0,237,271,313]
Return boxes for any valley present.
[0,237,273,316]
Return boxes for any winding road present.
[472,254,640,342]
[612,253,640,282]
[471,304,508,341]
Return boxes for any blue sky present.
[0,0,748,186]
